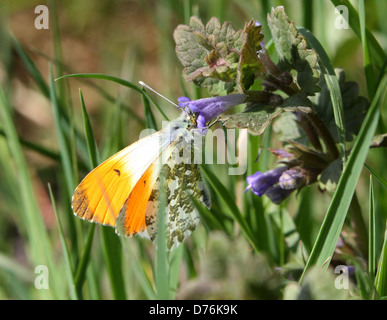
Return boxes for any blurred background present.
[0,0,386,299]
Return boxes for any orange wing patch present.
[72,130,167,228]
[116,141,177,237]
[72,151,139,227]
[116,161,159,236]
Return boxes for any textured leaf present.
[318,158,342,192]
[237,20,265,92]
[273,112,309,145]
[219,105,311,135]
[173,16,244,94]
[315,69,369,142]
[220,91,313,135]
[267,6,320,95]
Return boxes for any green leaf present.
[314,69,369,143]
[48,184,78,300]
[272,112,309,145]
[219,93,313,135]
[318,158,342,192]
[173,16,244,94]
[267,6,320,95]
[237,20,265,92]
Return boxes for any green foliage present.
[267,6,320,96]
[220,105,311,135]
[238,20,265,92]
[315,70,369,143]
[174,16,244,94]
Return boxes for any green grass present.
[0,0,386,300]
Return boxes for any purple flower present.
[246,166,306,204]
[245,166,288,196]
[279,169,306,190]
[178,94,247,130]
[265,185,292,205]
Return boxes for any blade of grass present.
[11,36,49,97]
[73,224,95,298]
[302,0,314,33]
[375,221,387,297]
[73,90,99,297]
[168,244,184,298]
[0,87,61,299]
[49,66,79,254]
[48,183,78,300]
[359,0,377,98]
[365,163,387,189]
[79,90,100,168]
[299,27,346,164]
[155,172,171,300]
[120,240,156,299]
[56,73,169,121]
[100,228,127,300]
[49,66,76,196]
[294,188,318,254]
[369,175,376,276]
[300,75,387,281]
[141,89,158,131]
[0,128,60,162]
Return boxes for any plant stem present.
[349,193,369,258]
[298,112,323,152]
[306,111,339,160]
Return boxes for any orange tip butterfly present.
[71,83,210,249]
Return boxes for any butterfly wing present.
[72,130,170,227]
[140,135,211,249]
[115,139,180,237]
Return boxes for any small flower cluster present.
[178,94,247,131]
[245,166,306,204]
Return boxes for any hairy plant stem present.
[305,111,339,160]
[264,74,299,96]
[297,112,323,152]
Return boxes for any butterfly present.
[71,112,211,250]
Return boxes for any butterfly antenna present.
[139,81,178,107]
